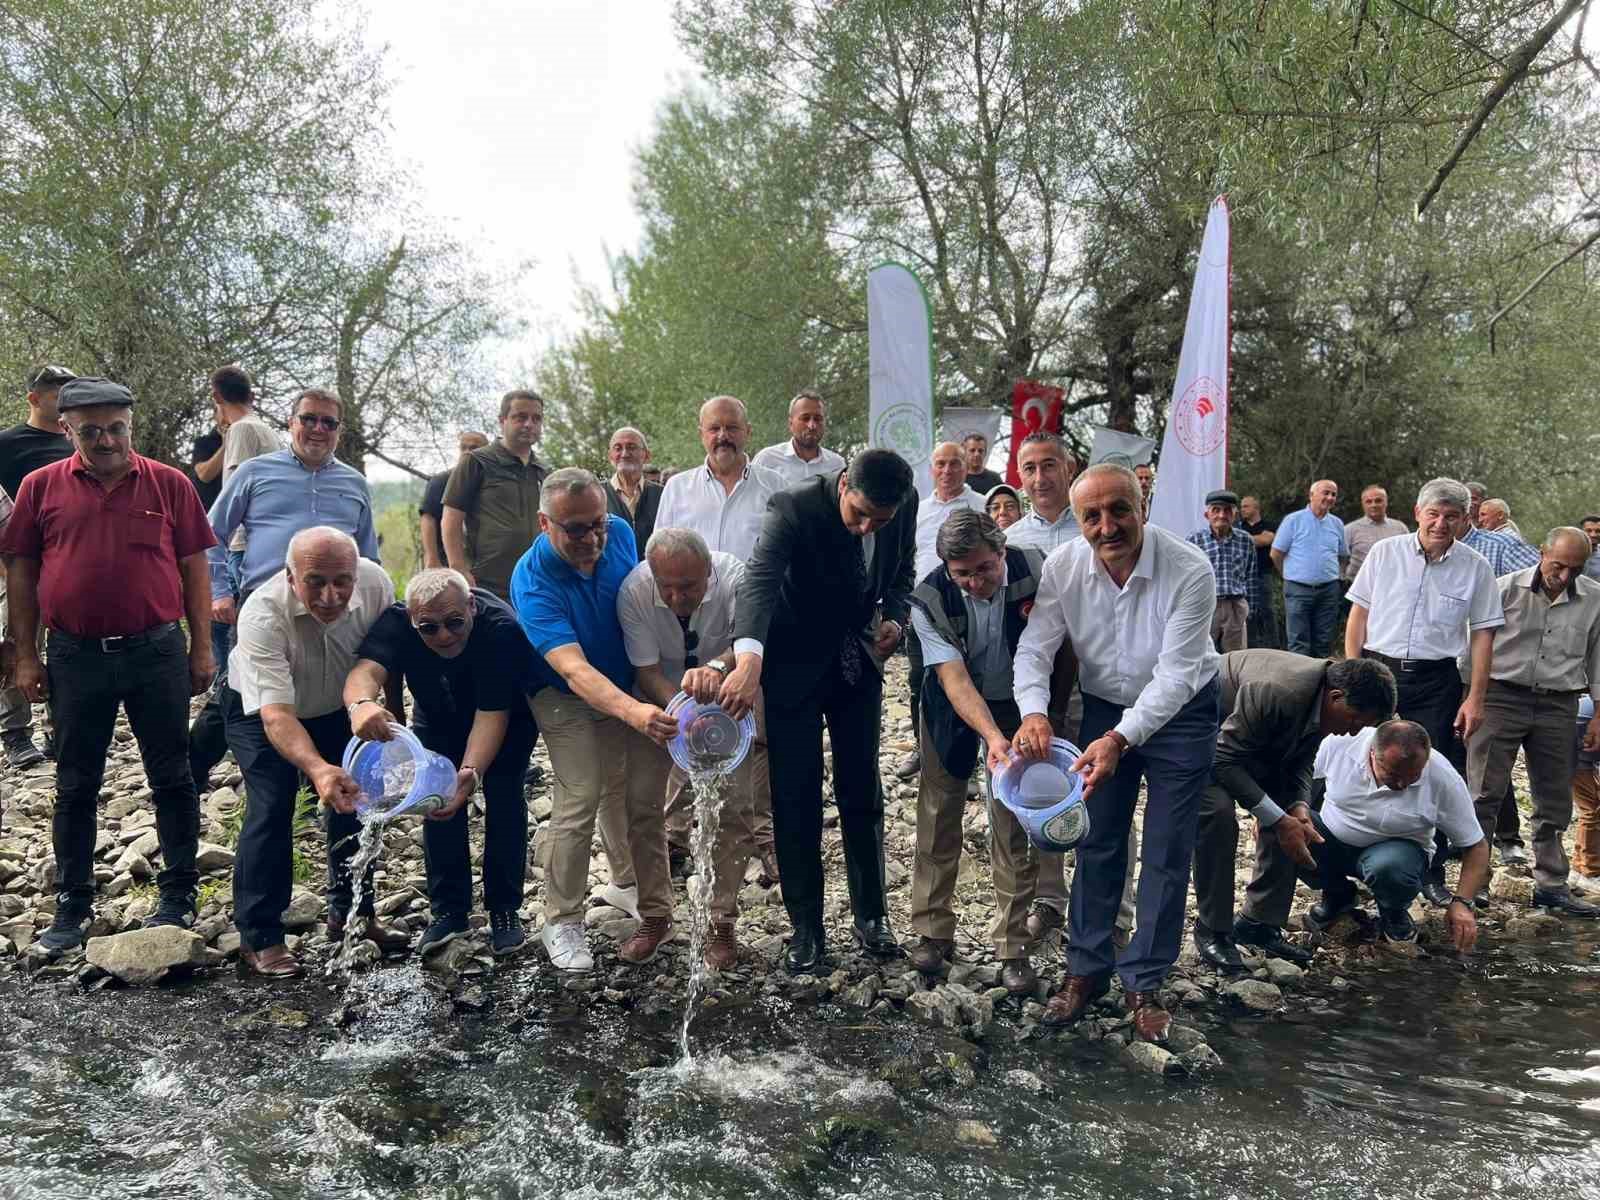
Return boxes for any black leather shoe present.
[1304,893,1358,931]
[1378,907,1417,942]
[785,924,826,974]
[1533,889,1600,918]
[1420,878,1452,908]
[852,916,902,958]
[1193,928,1245,973]
[1233,916,1314,965]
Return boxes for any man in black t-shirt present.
[345,568,538,955]
[1237,494,1281,650]
[419,431,489,569]
[0,364,76,767]
[190,428,224,511]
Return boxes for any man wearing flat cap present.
[1187,489,1256,652]
[0,378,217,954]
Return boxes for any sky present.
[358,1,698,475]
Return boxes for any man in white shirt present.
[751,390,845,485]
[225,527,404,977]
[1345,477,1503,905]
[1003,432,1081,553]
[1012,464,1222,1044]
[896,441,985,780]
[1303,721,1486,949]
[655,395,788,563]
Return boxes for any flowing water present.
[2,926,1598,1197]
[677,770,727,1061]
[330,818,389,978]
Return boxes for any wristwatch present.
[1449,893,1474,909]
[346,697,379,717]
[706,659,731,677]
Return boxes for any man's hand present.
[679,666,724,704]
[1070,734,1124,799]
[349,699,394,743]
[1453,695,1485,742]
[311,764,361,814]
[717,658,761,720]
[629,700,679,745]
[871,618,902,659]
[1446,899,1479,953]
[428,768,477,822]
[187,647,215,697]
[212,595,237,626]
[1583,712,1600,755]
[1011,714,1055,760]
[984,734,1015,775]
[13,651,45,702]
[1270,806,1324,869]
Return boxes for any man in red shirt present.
[1,378,217,954]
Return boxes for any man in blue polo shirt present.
[1271,479,1348,657]
[511,467,677,973]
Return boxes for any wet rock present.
[1489,873,1535,904]
[1126,1041,1182,1076]
[229,1005,311,1032]
[282,890,322,929]
[85,927,208,985]
[1505,912,1563,941]
[1375,937,1425,959]
[907,986,964,1030]
[423,939,477,974]
[839,973,880,1008]
[1176,1043,1224,1073]
[1263,958,1305,986]
[452,985,487,1013]
[1223,979,1283,1012]
[194,842,235,872]
[1164,1022,1207,1053]
[953,1119,997,1147]
[1003,1068,1045,1093]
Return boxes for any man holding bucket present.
[1013,463,1222,1044]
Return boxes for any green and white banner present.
[867,262,935,497]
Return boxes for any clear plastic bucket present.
[665,692,755,776]
[342,723,458,821]
[991,736,1091,852]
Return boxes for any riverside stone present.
[85,927,208,985]
[282,890,322,929]
[194,843,235,872]
[1126,1041,1181,1076]
[1224,979,1283,1011]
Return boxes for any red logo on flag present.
[1173,376,1225,456]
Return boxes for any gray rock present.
[1126,1041,1182,1076]
[281,889,322,929]
[103,872,135,898]
[1176,1043,1224,1073]
[1003,1068,1046,1093]
[1223,979,1283,1011]
[85,926,208,985]
[907,987,964,1029]
[194,842,235,872]
[112,849,152,879]
[953,1119,997,1147]
[128,830,160,860]
[215,931,241,955]
[1164,1022,1207,1053]
[0,895,24,918]
[104,795,141,821]
[1264,957,1305,986]
[1489,873,1535,904]
[1505,912,1562,941]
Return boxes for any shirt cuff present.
[1111,717,1146,749]
[733,638,764,659]
[1251,797,1287,827]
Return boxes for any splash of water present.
[330,818,388,978]
[678,769,728,1062]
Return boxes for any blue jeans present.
[1283,580,1340,657]
[1302,812,1427,916]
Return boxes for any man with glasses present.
[443,389,548,602]
[0,364,76,767]
[512,468,678,971]
[1,378,217,953]
[345,568,541,955]
[603,426,663,550]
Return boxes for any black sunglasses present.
[295,412,341,432]
[414,615,468,637]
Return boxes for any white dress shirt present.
[751,440,845,486]
[1315,727,1484,852]
[1004,505,1082,553]
[1347,533,1504,660]
[231,558,394,717]
[654,459,787,563]
[617,551,744,682]
[911,563,1014,701]
[914,485,986,580]
[1013,524,1220,746]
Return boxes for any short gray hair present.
[1543,526,1591,555]
[1482,498,1510,518]
[405,567,471,609]
[1415,477,1470,513]
[936,509,1006,562]
[285,525,358,567]
[610,425,648,450]
[539,466,603,516]
[1373,718,1431,760]
[645,526,711,568]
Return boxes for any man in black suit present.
[603,425,663,551]
[721,450,918,972]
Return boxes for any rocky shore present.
[0,662,1576,1077]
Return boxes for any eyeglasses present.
[413,615,468,637]
[295,412,341,432]
[71,421,130,441]
[552,519,607,541]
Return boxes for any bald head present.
[1308,479,1339,517]
[1071,462,1142,510]
[1478,499,1510,531]
[931,440,966,499]
[699,394,751,472]
[285,527,360,624]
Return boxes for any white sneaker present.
[539,919,594,971]
[1569,871,1600,897]
[598,883,640,921]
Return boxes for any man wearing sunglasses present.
[344,568,541,956]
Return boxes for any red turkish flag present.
[1006,380,1065,486]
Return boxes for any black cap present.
[57,377,134,411]
[1205,488,1240,507]
[27,363,77,390]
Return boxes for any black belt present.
[1365,650,1455,675]
[1492,678,1582,699]
[52,621,181,654]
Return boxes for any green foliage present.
[376,498,423,603]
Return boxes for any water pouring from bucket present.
[342,724,458,823]
[991,736,1091,853]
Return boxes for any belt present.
[1365,650,1455,675]
[52,621,181,654]
[1492,678,1582,699]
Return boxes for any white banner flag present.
[1148,197,1231,536]
[868,263,935,497]
[938,406,1003,453]
[1089,426,1157,468]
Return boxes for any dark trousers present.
[1246,575,1281,651]
[905,625,925,748]
[1070,680,1220,992]
[1301,811,1427,916]
[1495,782,1523,847]
[766,656,888,932]
[227,698,370,951]
[1283,580,1340,657]
[188,666,231,794]
[1193,782,1244,935]
[1369,655,1463,879]
[417,715,537,917]
[48,624,199,903]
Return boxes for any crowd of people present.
[1,361,1596,1051]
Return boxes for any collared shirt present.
[751,440,845,486]
[1271,507,1347,584]
[1237,516,1276,579]
[1014,524,1220,746]
[0,453,217,638]
[1584,549,1600,582]
[654,458,787,563]
[1459,526,1541,577]
[441,441,549,601]
[207,449,378,601]
[966,467,1004,495]
[230,557,393,717]
[1185,525,1257,598]
[1315,727,1484,852]
[1343,516,1409,582]
[510,514,638,695]
[911,563,1014,701]
[618,551,744,683]
[1487,567,1600,700]
[1348,533,1503,660]
[915,486,986,580]
[1004,505,1081,554]
[220,412,283,555]
[608,473,643,517]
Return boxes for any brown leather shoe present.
[1040,973,1109,1026]
[1024,901,1064,941]
[908,936,954,974]
[703,921,738,971]
[619,917,675,964]
[1126,990,1171,1043]
[240,944,302,978]
[1000,957,1036,995]
[328,912,413,953]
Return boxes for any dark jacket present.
[603,479,662,552]
[1214,649,1331,812]
[732,470,917,707]
[908,545,1046,778]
